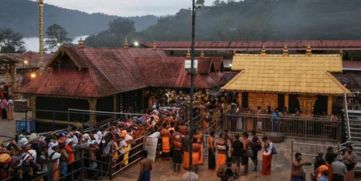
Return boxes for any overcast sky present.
[32,0,213,17]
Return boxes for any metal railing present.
[0,136,148,181]
[222,113,342,141]
[291,140,340,163]
[344,93,352,141]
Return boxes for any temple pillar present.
[113,95,117,119]
[284,94,289,112]
[237,92,243,107]
[30,95,37,119]
[297,95,317,116]
[119,94,123,112]
[88,98,97,125]
[327,96,333,115]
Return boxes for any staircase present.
[344,93,361,172]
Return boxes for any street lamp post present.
[188,0,204,172]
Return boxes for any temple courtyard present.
[115,138,341,181]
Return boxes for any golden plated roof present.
[222,54,350,95]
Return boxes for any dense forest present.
[85,0,361,47]
[0,0,158,37]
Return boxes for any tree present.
[46,24,72,51]
[85,18,136,48]
[108,18,135,36]
[0,28,25,53]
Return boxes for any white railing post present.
[344,93,351,141]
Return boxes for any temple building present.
[222,48,350,116]
[0,54,20,96]
[18,42,235,124]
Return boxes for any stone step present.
[350,137,361,142]
[349,129,361,133]
[351,132,361,136]
[348,123,361,127]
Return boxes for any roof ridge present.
[222,70,244,90]
[82,49,118,90]
[235,53,341,57]
[325,72,351,94]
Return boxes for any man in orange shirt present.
[160,124,171,159]
[65,139,75,165]
[172,126,183,173]
[65,138,75,179]
[208,131,216,170]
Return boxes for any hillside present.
[0,0,158,37]
[133,0,361,41]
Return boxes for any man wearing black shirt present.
[232,133,244,175]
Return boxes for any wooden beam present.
[88,98,97,125]
[327,96,333,115]
[285,94,289,112]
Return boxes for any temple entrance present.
[289,94,300,114]
[242,92,248,108]
[278,94,285,111]
[313,96,328,115]
[122,89,144,112]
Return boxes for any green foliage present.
[46,24,72,51]
[83,0,361,47]
[85,18,136,48]
[135,0,361,41]
[0,28,25,53]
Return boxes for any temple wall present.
[248,92,278,111]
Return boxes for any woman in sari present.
[261,136,273,175]
[7,98,14,120]
[0,99,7,120]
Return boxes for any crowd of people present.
[0,88,359,181]
[291,145,357,181]
[157,123,278,181]
[0,109,170,181]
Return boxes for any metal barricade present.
[111,135,146,177]
[291,140,340,164]
[222,113,342,141]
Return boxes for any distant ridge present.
[0,0,158,37]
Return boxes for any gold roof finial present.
[261,44,266,56]
[186,49,191,58]
[306,44,312,56]
[200,50,205,57]
[78,38,85,48]
[283,44,289,56]
[152,41,157,49]
[339,49,343,56]
[123,37,129,49]
[233,50,237,55]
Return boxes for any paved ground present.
[0,112,27,141]
[114,139,344,181]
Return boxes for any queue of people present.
[0,109,168,181]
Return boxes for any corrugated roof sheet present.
[222,54,350,95]
[333,72,361,91]
[134,56,235,89]
[20,46,165,98]
[343,61,361,70]
[20,45,234,98]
